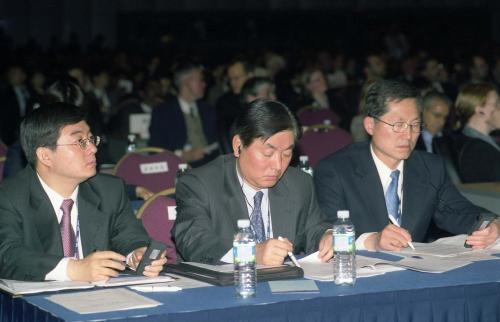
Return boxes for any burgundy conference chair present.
[136,188,177,262]
[297,107,340,127]
[0,141,7,181]
[297,124,353,167]
[113,147,182,193]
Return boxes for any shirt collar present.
[370,143,404,180]
[235,163,269,205]
[36,172,79,209]
[178,98,197,115]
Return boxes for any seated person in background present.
[149,62,219,168]
[0,103,166,281]
[173,99,333,265]
[415,91,451,153]
[314,79,499,251]
[454,83,500,182]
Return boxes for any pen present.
[278,236,301,268]
[388,215,415,250]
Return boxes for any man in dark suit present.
[149,62,219,167]
[173,99,333,265]
[315,80,499,251]
[0,103,166,281]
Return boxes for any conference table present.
[2,253,500,322]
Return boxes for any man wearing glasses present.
[314,79,499,251]
[0,103,166,281]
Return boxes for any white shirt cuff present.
[356,232,377,251]
[220,248,233,263]
[45,258,71,281]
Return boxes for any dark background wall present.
[1,0,500,51]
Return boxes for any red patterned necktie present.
[60,199,76,258]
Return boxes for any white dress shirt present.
[37,174,82,281]
[220,166,273,263]
[355,144,404,250]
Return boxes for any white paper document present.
[0,279,93,297]
[47,288,161,314]
[0,275,175,296]
[386,234,500,260]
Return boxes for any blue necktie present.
[250,191,266,243]
[385,170,401,225]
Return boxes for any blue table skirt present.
[7,259,500,322]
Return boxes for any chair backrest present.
[297,124,352,167]
[297,107,340,126]
[433,132,469,185]
[136,188,177,262]
[113,147,182,193]
[0,141,7,181]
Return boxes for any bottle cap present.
[237,219,250,228]
[299,155,309,162]
[337,210,349,219]
[178,163,188,170]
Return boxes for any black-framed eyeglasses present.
[56,136,101,150]
[371,116,423,133]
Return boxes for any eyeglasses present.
[56,136,101,150]
[371,116,423,133]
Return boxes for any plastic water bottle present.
[175,163,189,186]
[126,133,137,152]
[299,155,313,177]
[233,219,257,298]
[333,210,356,285]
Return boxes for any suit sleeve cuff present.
[356,232,377,251]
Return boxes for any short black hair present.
[364,79,421,118]
[233,99,301,147]
[20,103,86,166]
[45,79,85,107]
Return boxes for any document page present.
[94,275,175,287]
[47,288,161,314]
[0,279,93,296]
[387,234,500,259]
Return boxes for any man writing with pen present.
[314,79,500,251]
[173,99,333,265]
[0,103,166,282]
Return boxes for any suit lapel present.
[352,145,391,230]
[269,178,294,241]
[401,154,428,232]
[77,182,109,256]
[29,169,63,255]
[223,156,248,232]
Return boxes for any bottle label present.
[333,233,355,252]
[233,243,256,263]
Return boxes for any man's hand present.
[128,247,167,277]
[465,220,500,249]
[135,186,154,200]
[365,224,413,251]
[256,238,292,266]
[67,251,126,282]
[317,231,333,262]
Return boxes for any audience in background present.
[455,83,500,182]
[415,91,451,153]
[149,62,219,167]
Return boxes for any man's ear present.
[363,116,375,135]
[36,147,53,167]
[232,135,242,157]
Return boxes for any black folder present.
[166,262,303,286]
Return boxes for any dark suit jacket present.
[0,86,34,146]
[0,166,149,281]
[173,155,331,263]
[314,142,483,242]
[149,97,218,151]
[459,138,500,183]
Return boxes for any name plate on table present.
[140,162,168,174]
